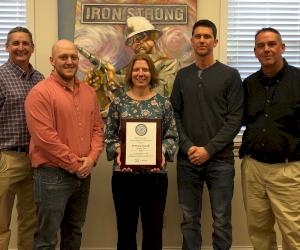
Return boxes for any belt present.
[250,154,300,164]
[1,146,28,153]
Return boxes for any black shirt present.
[239,59,300,163]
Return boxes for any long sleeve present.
[204,70,244,156]
[25,74,104,173]
[104,100,121,161]
[25,88,81,173]
[170,62,244,160]
[162,99,178,161]
[87,97,104,162]
[170,72,194,154]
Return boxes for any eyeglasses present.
[127,32,149,46]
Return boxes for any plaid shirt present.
[0,61,44,149]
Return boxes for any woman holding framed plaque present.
[105,53,178,250]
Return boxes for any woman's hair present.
[125,53,159,89]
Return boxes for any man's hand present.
[76,157,95,178]
[187,146,210,165]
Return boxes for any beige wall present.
[8,0,281,249]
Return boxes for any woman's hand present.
[150,153,165,173]
[121,167,133,172]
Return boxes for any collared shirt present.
[0,61,44,149]
[25,71,104,173]
[240,59,300,163]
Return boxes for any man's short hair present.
[6,26,33,46]
[255,27,282,43]
[192,19,217,39]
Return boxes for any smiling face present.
[254,31,285,68]
[6,32,34,69]
[191,26,218,58]
[50,40,79,83]
[131,59,151,89]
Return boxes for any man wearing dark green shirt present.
[170,19,243,250]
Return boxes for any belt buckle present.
[17,147,23,152]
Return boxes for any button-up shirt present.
[0,61,44,149]
[25,71,104,173]
[240,59,300,163]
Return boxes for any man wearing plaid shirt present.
[0,27,44,250]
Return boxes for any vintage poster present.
[74,0,197,115]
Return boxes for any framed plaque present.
[120,118,162,170]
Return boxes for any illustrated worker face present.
[125,16,161,55]
[127,31,155,55]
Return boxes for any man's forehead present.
[9,32,30,40]
[256,31,279,42]
[54,43,76,53]
[193,26,213,35]
[56,49,77,55]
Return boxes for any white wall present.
[8,0,282,249]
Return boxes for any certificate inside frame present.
[120,118,162,170]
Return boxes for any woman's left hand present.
[150,153,165,173]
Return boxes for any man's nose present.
[264,45,270,51]
[66,56,74,63]
[17,43,25,49]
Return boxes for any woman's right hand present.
[116,147,132,172]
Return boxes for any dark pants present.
[177,160,235,250]
[112,171,168,250]
[32,166,90,250]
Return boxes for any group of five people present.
[0,18,299,250]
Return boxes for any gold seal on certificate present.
[120,118,162,170]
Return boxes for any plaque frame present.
[120,118,162,170]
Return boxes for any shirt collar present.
[7,60,35,79]
[50,71,80,91]
[258,58,287,86]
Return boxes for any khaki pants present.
[0,151,36,250]
[241,156,300,250]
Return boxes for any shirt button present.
[262,128,266,132]
[266,99,270,104]
[264,113,269,118]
